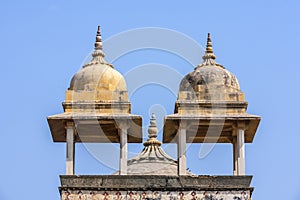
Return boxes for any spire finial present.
[203,33,216,59]
[148,113,158,138]
[88,25,107,65]
[144,113,161,146]
[94,25,102,50]
[199,33,217,66]
[205,33,214,54]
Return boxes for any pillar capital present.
[65,121,75,129]
[178,120,191,129]
[117,120,130,130]
[237,121,245,129]
[232,121,248,131]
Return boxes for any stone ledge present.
[60,175,252,190]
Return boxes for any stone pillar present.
[232,137,238,175]
[233,122,246,175]
[65,122,75,175]
[177,121,187,175]
[237,128,245,175]
[119,122,129,175]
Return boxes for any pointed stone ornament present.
[201,33,217,66]
[205,33,214,54]
[89,25,107,66]
[94,26,103,50]
[144,113,161,146]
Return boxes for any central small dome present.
[114,114,194,175]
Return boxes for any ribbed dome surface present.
[127,143,179,175]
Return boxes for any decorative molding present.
[61,190,251,200]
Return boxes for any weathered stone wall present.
[59,175,253,200]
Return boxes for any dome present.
[69,26,126,92]
[179,64,240,92]
[127,114,179,175]
[65,26,129,104]
[179,33,240,96]
[126,144,179,175]
[69,63,126,91]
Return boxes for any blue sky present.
[1,0,300,199]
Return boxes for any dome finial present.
[90,25,106,64]
[94,25,102,50]
[206,33,214,54]
[148,113,158,138]
[203,33,216,59]
[144,113,161,146]
[200,33,217,66]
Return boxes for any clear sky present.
[1,0,300,199]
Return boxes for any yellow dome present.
[65,26,129,106]
[69,63,127,92]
